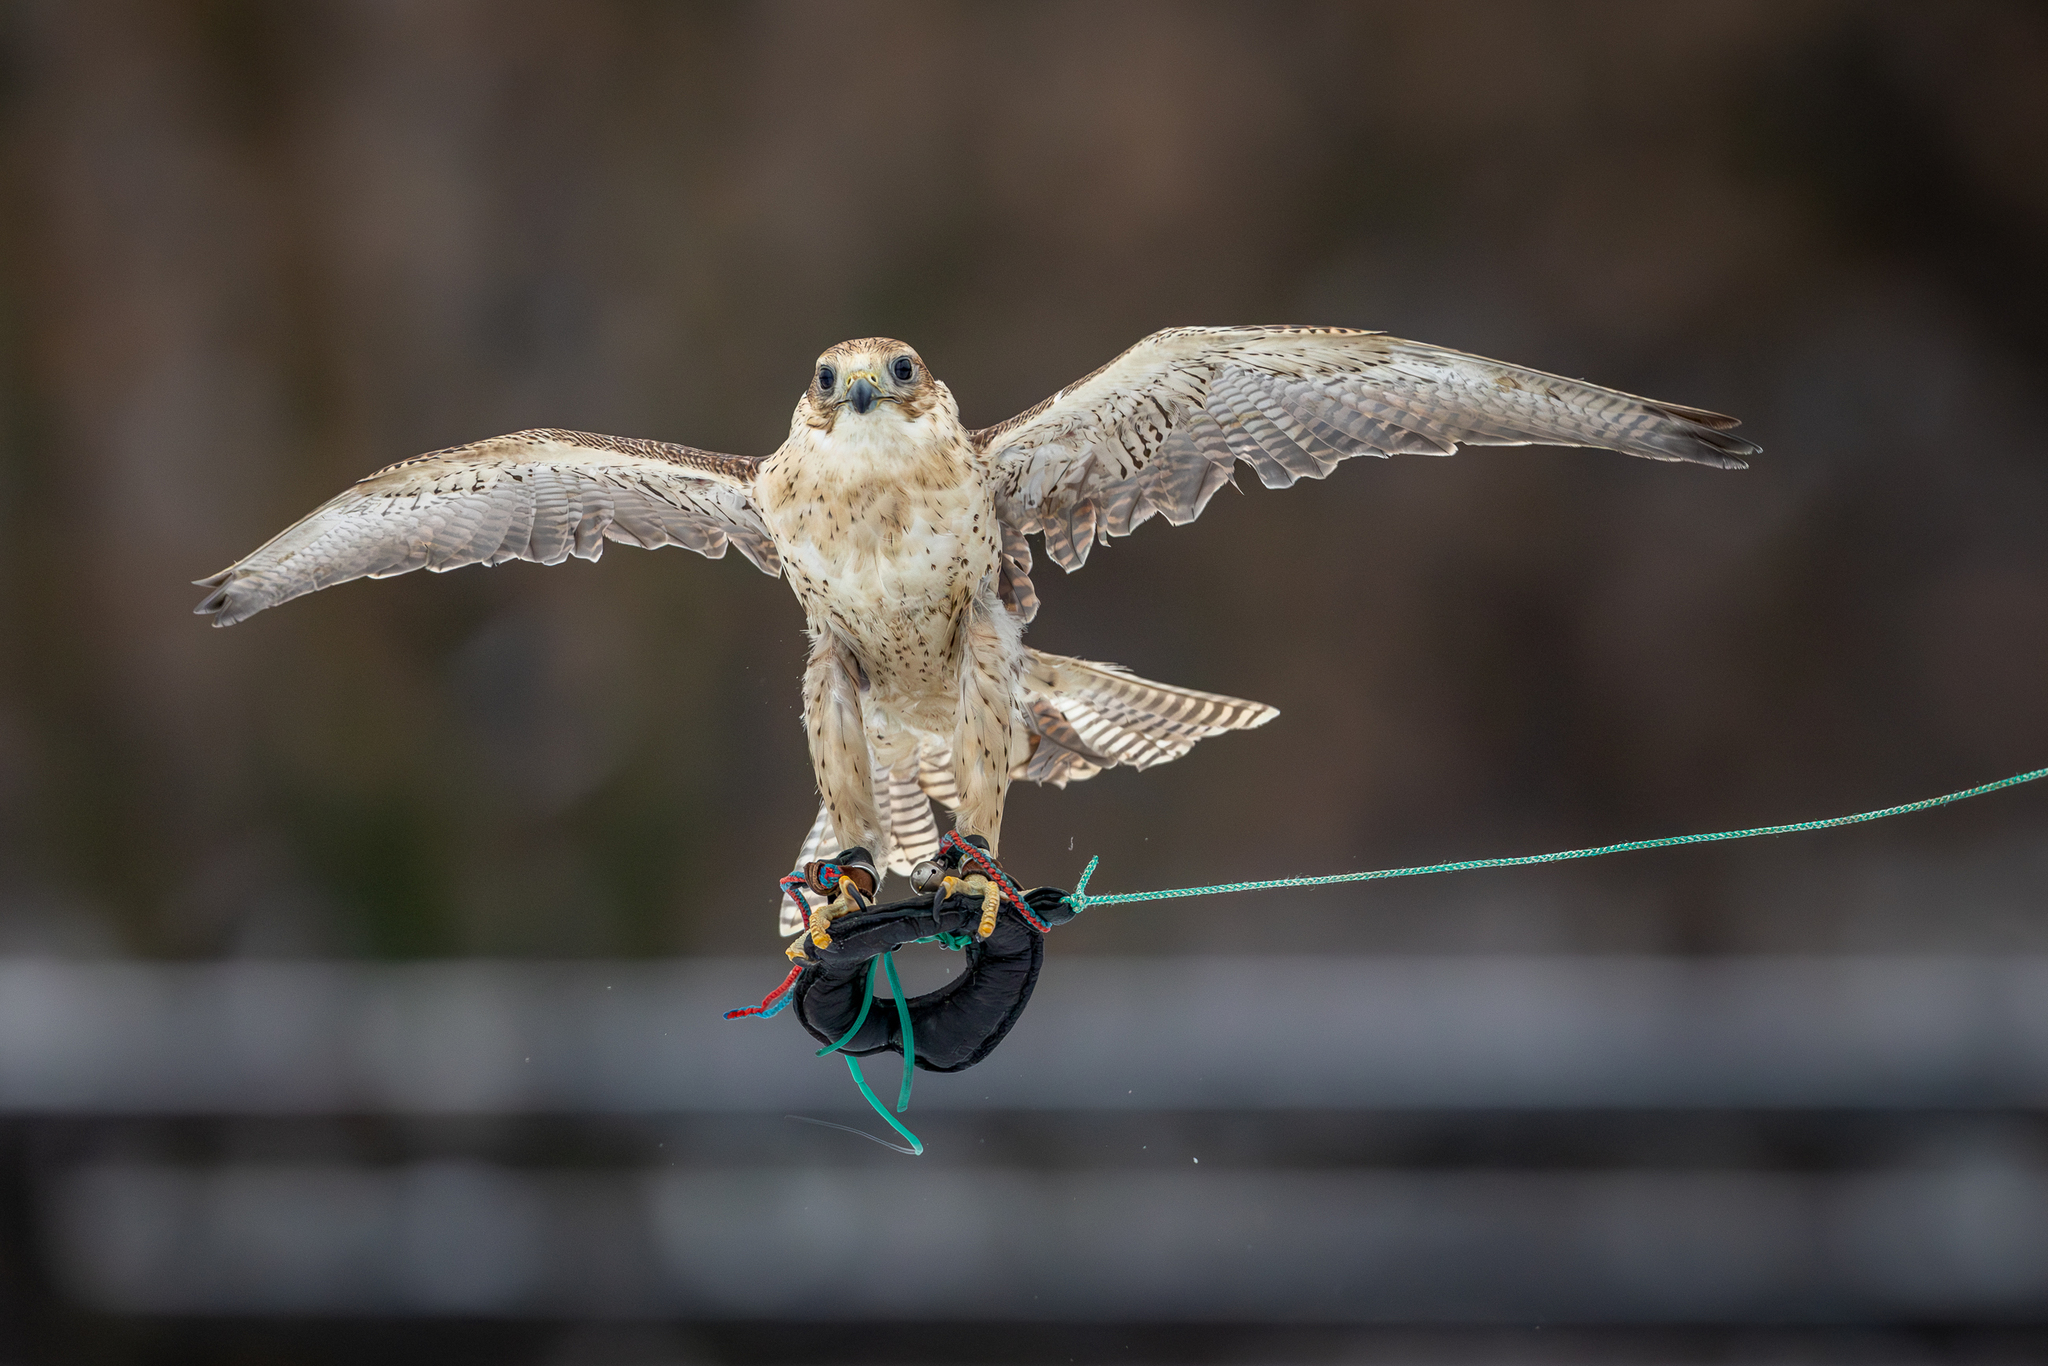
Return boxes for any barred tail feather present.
[918,748,962,811]
[1015,649,1277,787]
[885,762,943,871]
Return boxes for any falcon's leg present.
[949,593,1024,853]
[802,634,885,875]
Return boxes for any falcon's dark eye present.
[891,356,916,383]
[817,365,836,393]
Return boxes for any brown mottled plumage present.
[194,326,1756,935]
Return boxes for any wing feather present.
[979,327,1756,570]
[194,428,776,626]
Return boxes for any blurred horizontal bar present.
[52,1158,2048,1321]
[2,956,2046,1113]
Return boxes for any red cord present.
[939,831,1048,931]
[724,963,803,1020]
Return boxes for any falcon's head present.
[799,338,950,432]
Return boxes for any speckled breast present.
[763,455,1002,695]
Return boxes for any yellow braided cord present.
[1068,766,2048,911]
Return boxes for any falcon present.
[196,326,1756,941]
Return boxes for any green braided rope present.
[1067,765,2048,911]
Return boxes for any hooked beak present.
[848,374,879,415]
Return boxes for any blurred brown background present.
[1,2,2047,1362]
[2,0,2045,962]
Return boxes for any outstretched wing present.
[977,326,1758,570]
[195,428,778,626]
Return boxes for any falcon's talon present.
[933,870,1003,939]
[809,877,873,948]
[796,847,875,949]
